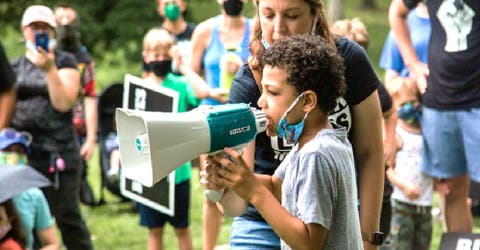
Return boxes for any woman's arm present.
[190,20,210,74]
[383,106,398,169]
[216,141,255,216]
[352,90,384,250]
[26,49,79,112]
[388,0,428,93]
[0,86,16,129]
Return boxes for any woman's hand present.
[26,46,55,72]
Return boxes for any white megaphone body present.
[116,103,266,201]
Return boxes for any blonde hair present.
[142,27,174,51]
[386,77,419,105]
[331,17,369,50]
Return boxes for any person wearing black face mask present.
[139,27,222,250]
[54,3,99,208]
[144,60,174,78]
[190,0,251,249]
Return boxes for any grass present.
[80,148,233,250]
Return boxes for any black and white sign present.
[440,233,480,250]
[120,74,178,216]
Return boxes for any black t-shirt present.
[175,22,196,41]
[403,0,480,110]
[0,42,16,92]
[378,83,392,114]
[11,50,79,153]
[228,37,380,221]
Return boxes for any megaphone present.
[116,103,266,200]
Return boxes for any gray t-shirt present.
[275,127,362,249]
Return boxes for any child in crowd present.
[0,200,26,250]
[385,77,433,250]
[137,27,217,250]
[202,35,362,249]
[0,128,58,250]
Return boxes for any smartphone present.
[35,33,49,52]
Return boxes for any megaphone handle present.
[205,188,225,202]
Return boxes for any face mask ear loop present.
[283,92,306,124]
[310,14,317,35]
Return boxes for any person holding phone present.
[10,5,93,250]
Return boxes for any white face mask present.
[310,16,317,35]
[25,38,57,52]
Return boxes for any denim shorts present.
[421,106,480,182]
[229,216,280,249]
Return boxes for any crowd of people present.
[1,0,479,249]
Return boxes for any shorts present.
[138,180,190,229]
[230,216,280,249]
[421,106,480,182]
[389,199,432,250]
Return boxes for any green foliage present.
[0,0,256,91]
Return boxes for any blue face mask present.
[261,38,270,49]
[397,101,421,124]
[277,93,308,144]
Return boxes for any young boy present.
[385,77,433,250]
[138,27,217,250]
[203,35,362,249]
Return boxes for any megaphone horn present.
[115,103,266,188]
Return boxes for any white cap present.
[21,5,57,28]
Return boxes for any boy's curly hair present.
[262,35,346,114]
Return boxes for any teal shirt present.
[159,73,199,183]
[13,188,53,249]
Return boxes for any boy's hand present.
[434,178,451,196]
[200,157,225,192]
[208,147,261,202]
[403,182,420,200]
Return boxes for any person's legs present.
[171,180,193,250]
[443,174,472,232]
[138,204,167,250]
[421,107,473,232]
[200,154,222,250]
[148,227,164,250]
[173,227,193,250]
[413,207,432,250]
[38,151,93,250]
[389,201,415,250]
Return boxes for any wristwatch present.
[361,231,384,245]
